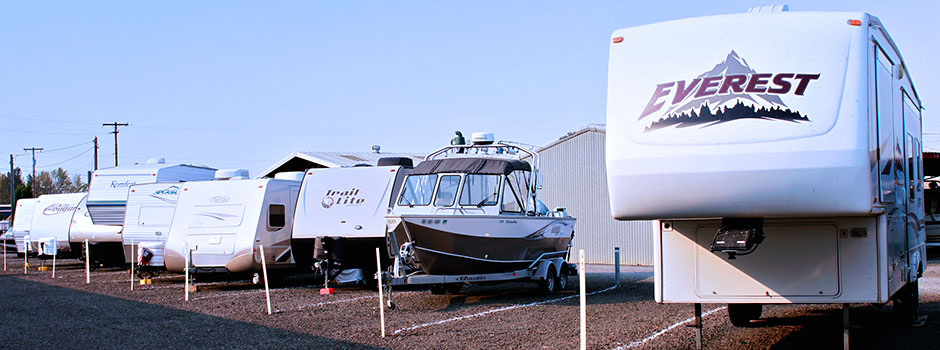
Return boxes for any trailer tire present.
[445,283,462,294]
[893,280,919,326]
[557,264,569,291]
[728,304,762,327]
[538,265,558,294]
[430,284,446,295]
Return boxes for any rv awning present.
[411,158,530,175]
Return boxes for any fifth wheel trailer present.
[605,10,925,346]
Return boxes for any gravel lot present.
[1,250,938,349]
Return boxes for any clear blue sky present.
[2,1,937,177]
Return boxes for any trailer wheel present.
[728,304,762,327]
[445,283,462,294]
[430,284,446,295]
[893,280,919,326]
[557,264,569,291]
[538,265,558,294]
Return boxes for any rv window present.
[188,204,245,228]
[434,175,461,207]
[501,177,523,213]
[459,174,500,207]
[137,207,174,227]
[398,175,437,206]
[875,45,895,203]
[268,204,286,230]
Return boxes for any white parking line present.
[612,306,726,349]
[274,295,376,314]
[393,285,618,335]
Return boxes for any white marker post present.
[51,243,56,279]
[24,239,28,275]
[184,246,190,301]
[376,247,386,338]
[259,245,272,315]
[579,249,587,350]
[130,241,135,291]
[84,239,90,284]
[3,240,6,271]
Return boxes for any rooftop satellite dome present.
[215,169,250,180]
[146,157,166,164]
[471,132,495,145]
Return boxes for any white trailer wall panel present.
[536,127,654,265]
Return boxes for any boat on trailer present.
[385,133,576,294]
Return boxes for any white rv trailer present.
[27,193,86,256]
[164,174,301,275]
[11,198,39,255]
[87,159,215,226]
[120,183,183,267]
[291,158,413,278]
[605,10,925,344]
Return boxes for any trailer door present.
[903,91,924,280]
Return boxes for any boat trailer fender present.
[531,259,563,281]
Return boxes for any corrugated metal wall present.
[537,129,654,265]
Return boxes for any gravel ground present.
[1,251,938,349]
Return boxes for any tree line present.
[1,167,89,205]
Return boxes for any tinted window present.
[434,175,461,207]
[398,175,437,206]
[459,175,500,207]
[268,204,286,230]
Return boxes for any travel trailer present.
[121,183,184,269]
[69,196,126,264]
[291,158,413,281]
[87,158,215,226]
[385,134,576,295]
[605,9,925,346]
[11,198,38,255]
[164,172,301,276]
[27,193,86,257]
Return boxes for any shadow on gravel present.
[0,275,383,349]
[768,302,940,350]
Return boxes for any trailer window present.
[459,174,500,207]
[434,175,461,207]
[137,207,174,227]
[189,204,245,228]
[875,45,896,203]
[398,175,437,206]
[268,204,286,230]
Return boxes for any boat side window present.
[501,177,523,213]
[268,204,286,231]
[459,174,500,207]
[434,175,461,207]
[398,175,437,206]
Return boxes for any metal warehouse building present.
[536,125,655,265]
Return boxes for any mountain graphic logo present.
[638,51,820,132]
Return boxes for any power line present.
[38,147,94,169]
[41,140,95,154]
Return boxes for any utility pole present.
[102,122,129,166]
[93,137,99,170]
[9,155,14,211]
[23,147,42,198]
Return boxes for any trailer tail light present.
[848,19,861,26]
[612,37,623,43]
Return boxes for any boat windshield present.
[398,175,437,206]
[459,174,500,207]
[434,175,461,207]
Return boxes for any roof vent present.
[146,157,166,164]
[215,169,250,180]
[747,4,789,13]
[471,132,495,145]
[378,157,414,168]
[372,145,381,153]
[273,171,305,181]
